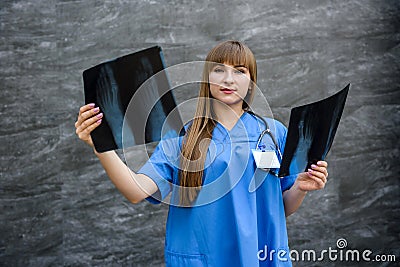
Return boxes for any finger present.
[308,168,327,184]
[76,113,103,136]
[76,104,96,128]
[311,164,328,177]
[78,119,102,141]
[317,161,328,168]
[77,112,103,133]
[78,103,95,116]
[76,106,100,128]
[306,173,326,189]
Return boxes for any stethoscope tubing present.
[247,111,283,161]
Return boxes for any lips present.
[220,88,236,94]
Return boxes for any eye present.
[234,68,247,74]
[213,67,224,73]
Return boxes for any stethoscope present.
[247,110,283,163]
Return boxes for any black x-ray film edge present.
[82,46,183,153]
[278,84,350,178]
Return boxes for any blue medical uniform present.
[138,112,297,266]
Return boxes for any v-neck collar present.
[215,111,248,134]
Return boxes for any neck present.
[212,102,244,130]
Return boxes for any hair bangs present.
[207,41,251,69]
[205,40,257,84]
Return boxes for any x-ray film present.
[83,46,183,152]
[278,84,350,177]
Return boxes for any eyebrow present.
[214,63,248,69]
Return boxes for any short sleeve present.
[280,173,297,192]
[273,120,297,192]
[137,137,181,204]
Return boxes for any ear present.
[247,85,253,95]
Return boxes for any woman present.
[75,41,328,266]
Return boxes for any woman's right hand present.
[75,103,103,149]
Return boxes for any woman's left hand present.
[294,161,328,192]
[283,161,329,216]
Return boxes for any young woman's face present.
[208,63,251,108]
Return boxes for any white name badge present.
[251,149,281,169]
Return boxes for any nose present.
[223,69,234,84]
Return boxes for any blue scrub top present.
[138,112,297,267]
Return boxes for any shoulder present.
[152,135,183,161]
[263,117,287,135]
[263,118,288,148]
[266,118,286,130]
[245,112,287,132]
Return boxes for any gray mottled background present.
[1,0,399,266]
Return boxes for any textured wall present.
[1,0,399,266]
